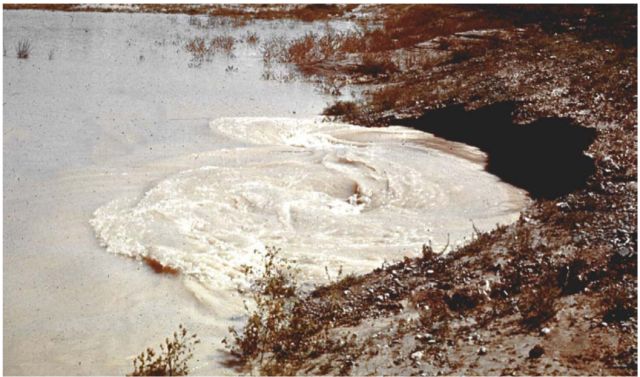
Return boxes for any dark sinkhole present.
[393,102,597,199]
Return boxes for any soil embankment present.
[224,5,637,376]
[394,102,597,199]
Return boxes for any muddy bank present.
[393,101,597,199]
[223,5,637,376]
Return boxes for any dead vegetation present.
[129,325,199,376]
[3,4,358,22]
[223,247,364,375]
[184,35,236,66]
[15,39,31,59]
[209,35,235,55]
[244,31,259,46]
[143,256,179,275]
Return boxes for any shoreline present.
[3,5,636,376]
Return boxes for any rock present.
[529,345,545,359]
[478,346,487,355]
[411,351,424,361]
[616,247,634,258]
[540,327,551,335]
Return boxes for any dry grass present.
[3,4,358,22]
[129,325,199,376]
[601,283,636,323]
[185,36,207,58]
[244,31,259,45]
[353,54,398,77]
[15,39,31,59]
[209,35,235,55]
[224,246,362,375]
[322,101,358,117]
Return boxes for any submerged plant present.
[15,39,31,59]
[244,30,259,45]
[210,35,235,55]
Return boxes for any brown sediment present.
[2,4,358,21]
[143,256,179,275]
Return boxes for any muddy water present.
[4,10,528,375]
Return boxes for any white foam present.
[91,117,528,294]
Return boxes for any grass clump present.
[601,283,635,323]
[517,285,559,330]
[15,39,31,59]
[244,31,259,45]
[210,35,235,55]
[224,246,362,375]
[353,54,398,77]
[185,37,207,59]
[322,100,358,117]
[129,324,199,376]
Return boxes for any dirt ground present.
[224,5,638,376]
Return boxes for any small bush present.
[210,35,235,55]
[129,324,199,376]
[185,37,207,58]
[224,246,359,375]
[15,39,31,59]
[412,289,451,341]
[323,100,357,117]
[601,284,635,323]
[445,288,483,313]
[518,285,559,330]
[224,247,303,364]
[354,54,398,77]
[261,36,289,64]
[244,31,259,45]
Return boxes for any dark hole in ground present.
[393,101,597,199]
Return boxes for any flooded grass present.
[15,39,31,59]
[143,257,179,275]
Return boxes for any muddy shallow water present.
[4,10,528,375]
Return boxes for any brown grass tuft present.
[129,324,199,376]
[15,39,31,59]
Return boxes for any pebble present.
[529,345,545,359]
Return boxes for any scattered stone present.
[411,351,424,361]
[616,247,634,258]
[529,345,545,359]
[540,327,551,336]
[478,346,488,355]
